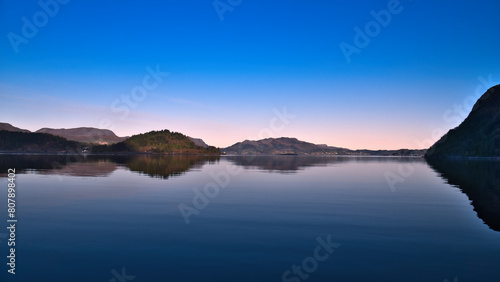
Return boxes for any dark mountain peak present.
[188,137,209,148]
[274,137,301,143]
[272,137,299,141]
[472,84,500,112]
[0,122,30,133]
[426,84,500,158]
[247,137,303,144]
[463,84,500,120]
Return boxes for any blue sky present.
[1,0,499,149]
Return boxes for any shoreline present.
[2,152,498,159]
[0,152,426,158]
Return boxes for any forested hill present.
[0,130,81,153]
[0,129,220,154]
[92,130,220,154]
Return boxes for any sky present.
[0,0,499,150]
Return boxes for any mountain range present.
[222,137,425,156]
[36,127,127,145]
[1,84,498,156]
[0,123,426,156]
[0,126,219,155]
[0,124,210,147]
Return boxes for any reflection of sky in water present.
[0,155,499,281]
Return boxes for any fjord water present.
[0,155,499,281]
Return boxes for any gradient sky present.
[1,0,499,149]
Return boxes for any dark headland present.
[426,85,500,159]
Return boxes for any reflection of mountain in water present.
[41,161,118,177]
[0,154,423,177]
[225,155,424,172]
[126,155,219,179]
[0,155,121,177]
[427,159,500,232]
[0,154,220,179]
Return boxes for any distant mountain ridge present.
[0,122,425,156]
[188,137,209,148]
[36,127,127,145]
[223,137,346,155]
[0,122,217,154]
[426,85,500,158]
[0,122,30,133]
[223,137,425,156]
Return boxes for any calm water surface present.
[0,155,499,282]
